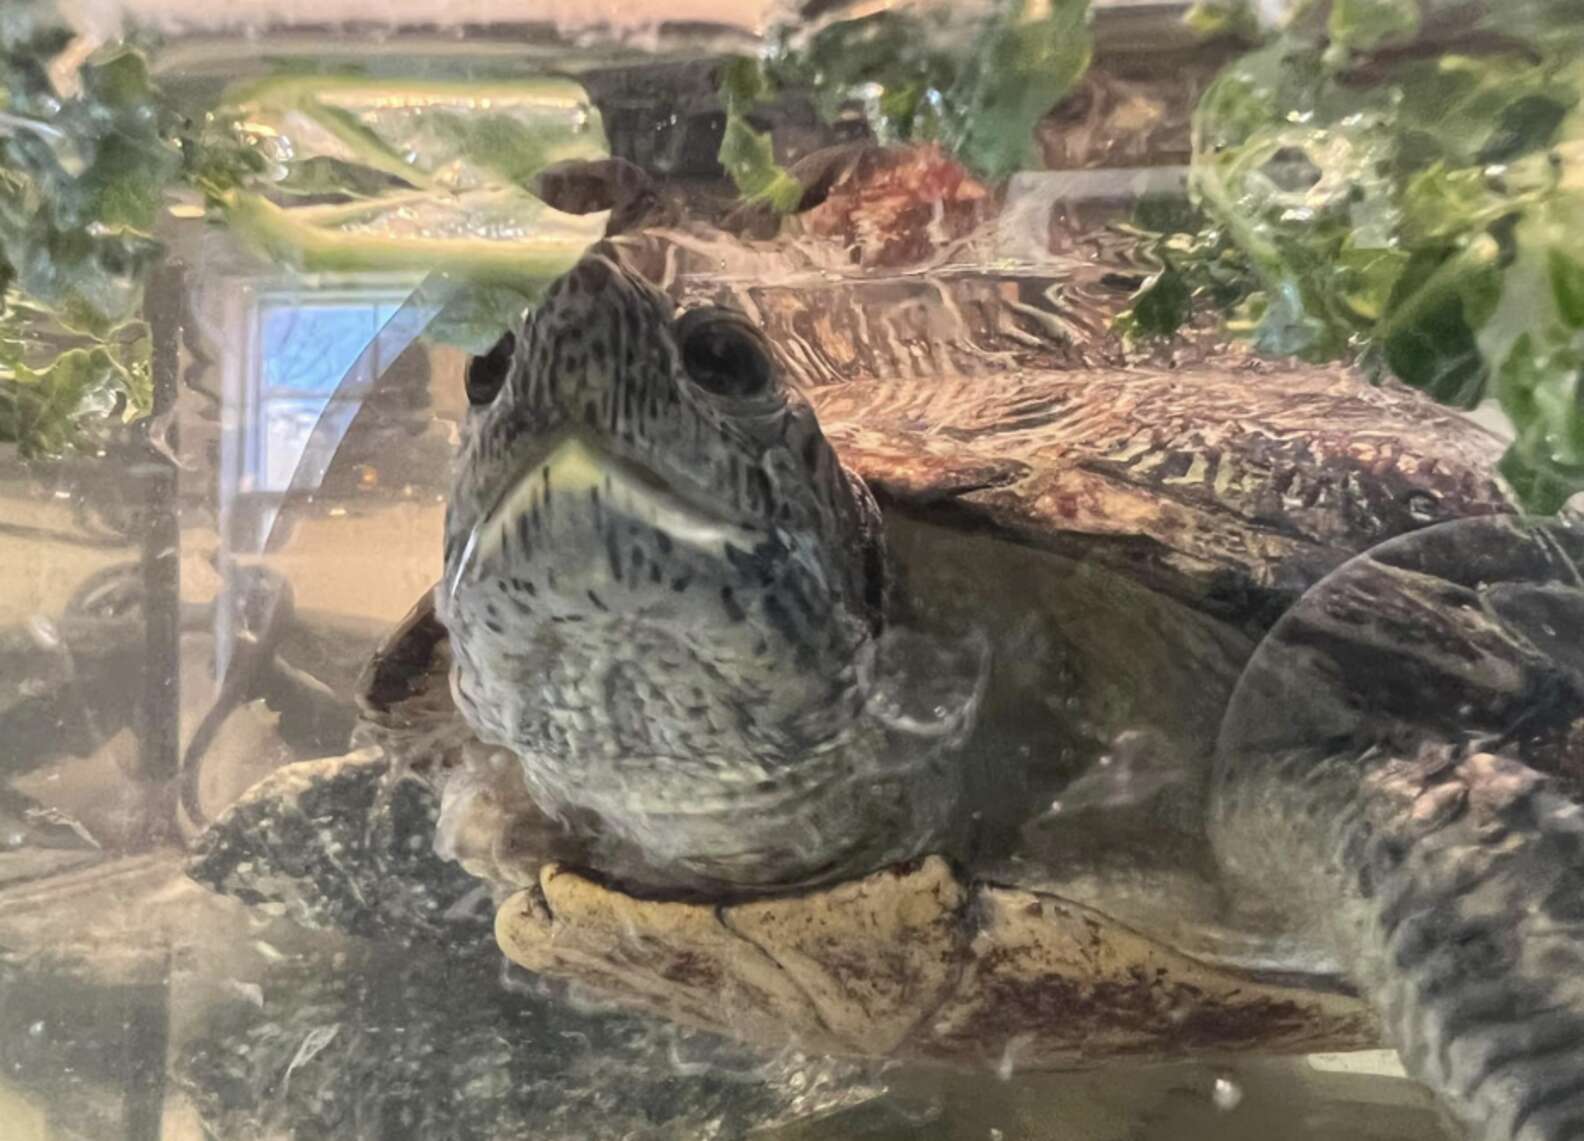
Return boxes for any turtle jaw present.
[443,417,846,660]
[441,249,880,667]
[446,428,764,610]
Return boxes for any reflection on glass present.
[249,296,409,494]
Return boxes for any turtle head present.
[438,248,888,864]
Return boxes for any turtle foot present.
[186,748,491,947]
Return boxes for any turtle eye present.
[466,331,515,406]
[677,308,776,400]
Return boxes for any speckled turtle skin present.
[188,147,1584,1141]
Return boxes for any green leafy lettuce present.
[0,1,609,454]
[717,0,1093,207]
[715,57,806,214]
[0,1,267,453]
[0,300,151,456]
[0,4,175,451]
[210,74,610,353]
[1148,0,1584,510]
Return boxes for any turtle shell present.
[502,518,1584,1079]
[188,147,1518,1065]
[476,352,1511,1065]
[189,348,1513,1068]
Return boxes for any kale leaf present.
[0,1,265,454]
[213,74,609,349]
[716,0,1093,207]
[0,2,606,455]
[1142,0,1584,510]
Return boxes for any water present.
[0,0,1563,1137]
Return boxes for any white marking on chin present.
[460,435,761,588]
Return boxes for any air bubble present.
[995,1033,1033,1081]
[1212,1075,1243,1111]
[26,615,60,652]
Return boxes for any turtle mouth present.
[447,427,762,600]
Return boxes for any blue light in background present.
[254,299,406,491]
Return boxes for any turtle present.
[184,150,1584,1141]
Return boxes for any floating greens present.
[717,0,1093,208]
[0,2,608,455]
[214,74,609,354]
[9,0,1584,511]
[0,5,173,453]
[1130,0,1584,510]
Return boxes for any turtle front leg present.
[186,749,492,943]
[1214,514,1584,1139]
[1362,750,1584,1141]
[1221,745,1584,1141]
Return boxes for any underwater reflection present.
[175,939,881,1141]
